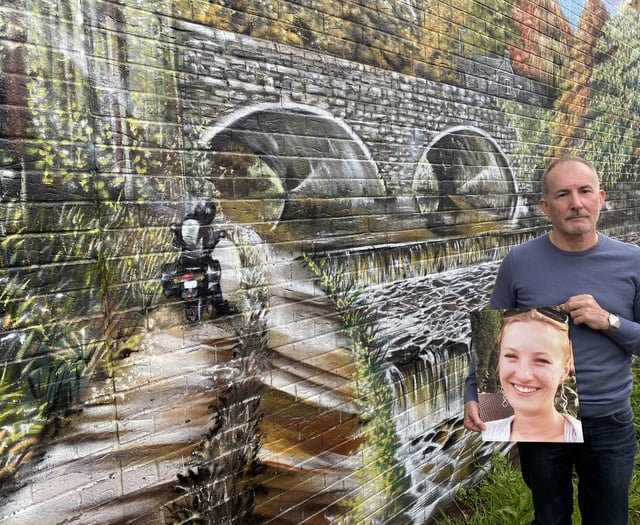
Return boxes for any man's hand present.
[463,401,486,433]
[562,294,610,331]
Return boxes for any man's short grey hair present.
[541,156,599,196]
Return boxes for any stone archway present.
[413,126,518,235]
[201,103,385,242]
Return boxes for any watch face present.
[609,313,621,330]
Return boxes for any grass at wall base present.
[433,358,640,525]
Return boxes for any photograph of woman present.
[470,307,583,443]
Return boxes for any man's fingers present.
[463,401,486,432]
[464,418,486,432]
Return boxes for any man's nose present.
[570,191,584,208]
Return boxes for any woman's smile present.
[511,384,540,394]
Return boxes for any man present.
[174,200,222,254]
[464,156,640,525]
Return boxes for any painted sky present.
[558,0,584,27]
[558,0,626,28]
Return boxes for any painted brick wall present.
[1,0,640,523]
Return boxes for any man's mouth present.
[512,384,539,394]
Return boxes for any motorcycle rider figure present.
[163,200,229,322]
[172,200,224,257]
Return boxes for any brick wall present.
[1,0,639,523]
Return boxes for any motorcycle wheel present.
[185,298,204,324]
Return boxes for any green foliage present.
[0,199,156,484]
[0,317,109,482]
[582,7,640,183]
[25,326,105,409]
[303,254,412,525]
[500,100,554,189]
[235,233,271,330]
[464,0,515,55]
[0,2,179,484]
[100,200,171,315]
[629,358,640,525]
[470,309,502,394]
[0,352,49,482]
[434,452,534,525]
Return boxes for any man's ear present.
[539,198,549,216]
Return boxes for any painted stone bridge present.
[181,24,524,254]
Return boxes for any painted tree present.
[582,7,640,184]
[509,0,574,93]
[546,0,609,159]
[470,310,502,394]
[0,0,188,486]
[461,0,515,56]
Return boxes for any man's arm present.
[564,293,640,355]
[463,354,485,432]
[489,253,518,310]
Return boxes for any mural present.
[1,0,640,524]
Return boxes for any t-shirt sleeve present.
[490,252,518,309]
[464,353,478,403]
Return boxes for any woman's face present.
[499,320,571,417]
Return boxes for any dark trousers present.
[518,407,637,525]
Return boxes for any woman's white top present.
[481,413,584,443]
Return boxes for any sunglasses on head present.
[503,306,569,324]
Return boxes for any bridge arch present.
[412,126,518,234]
[200,103,385,236]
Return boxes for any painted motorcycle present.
[161,202,228,324]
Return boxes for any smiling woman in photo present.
[481,307,583,443]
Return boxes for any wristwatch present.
[606,312,621,333]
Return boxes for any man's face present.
[539,161,605,240]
